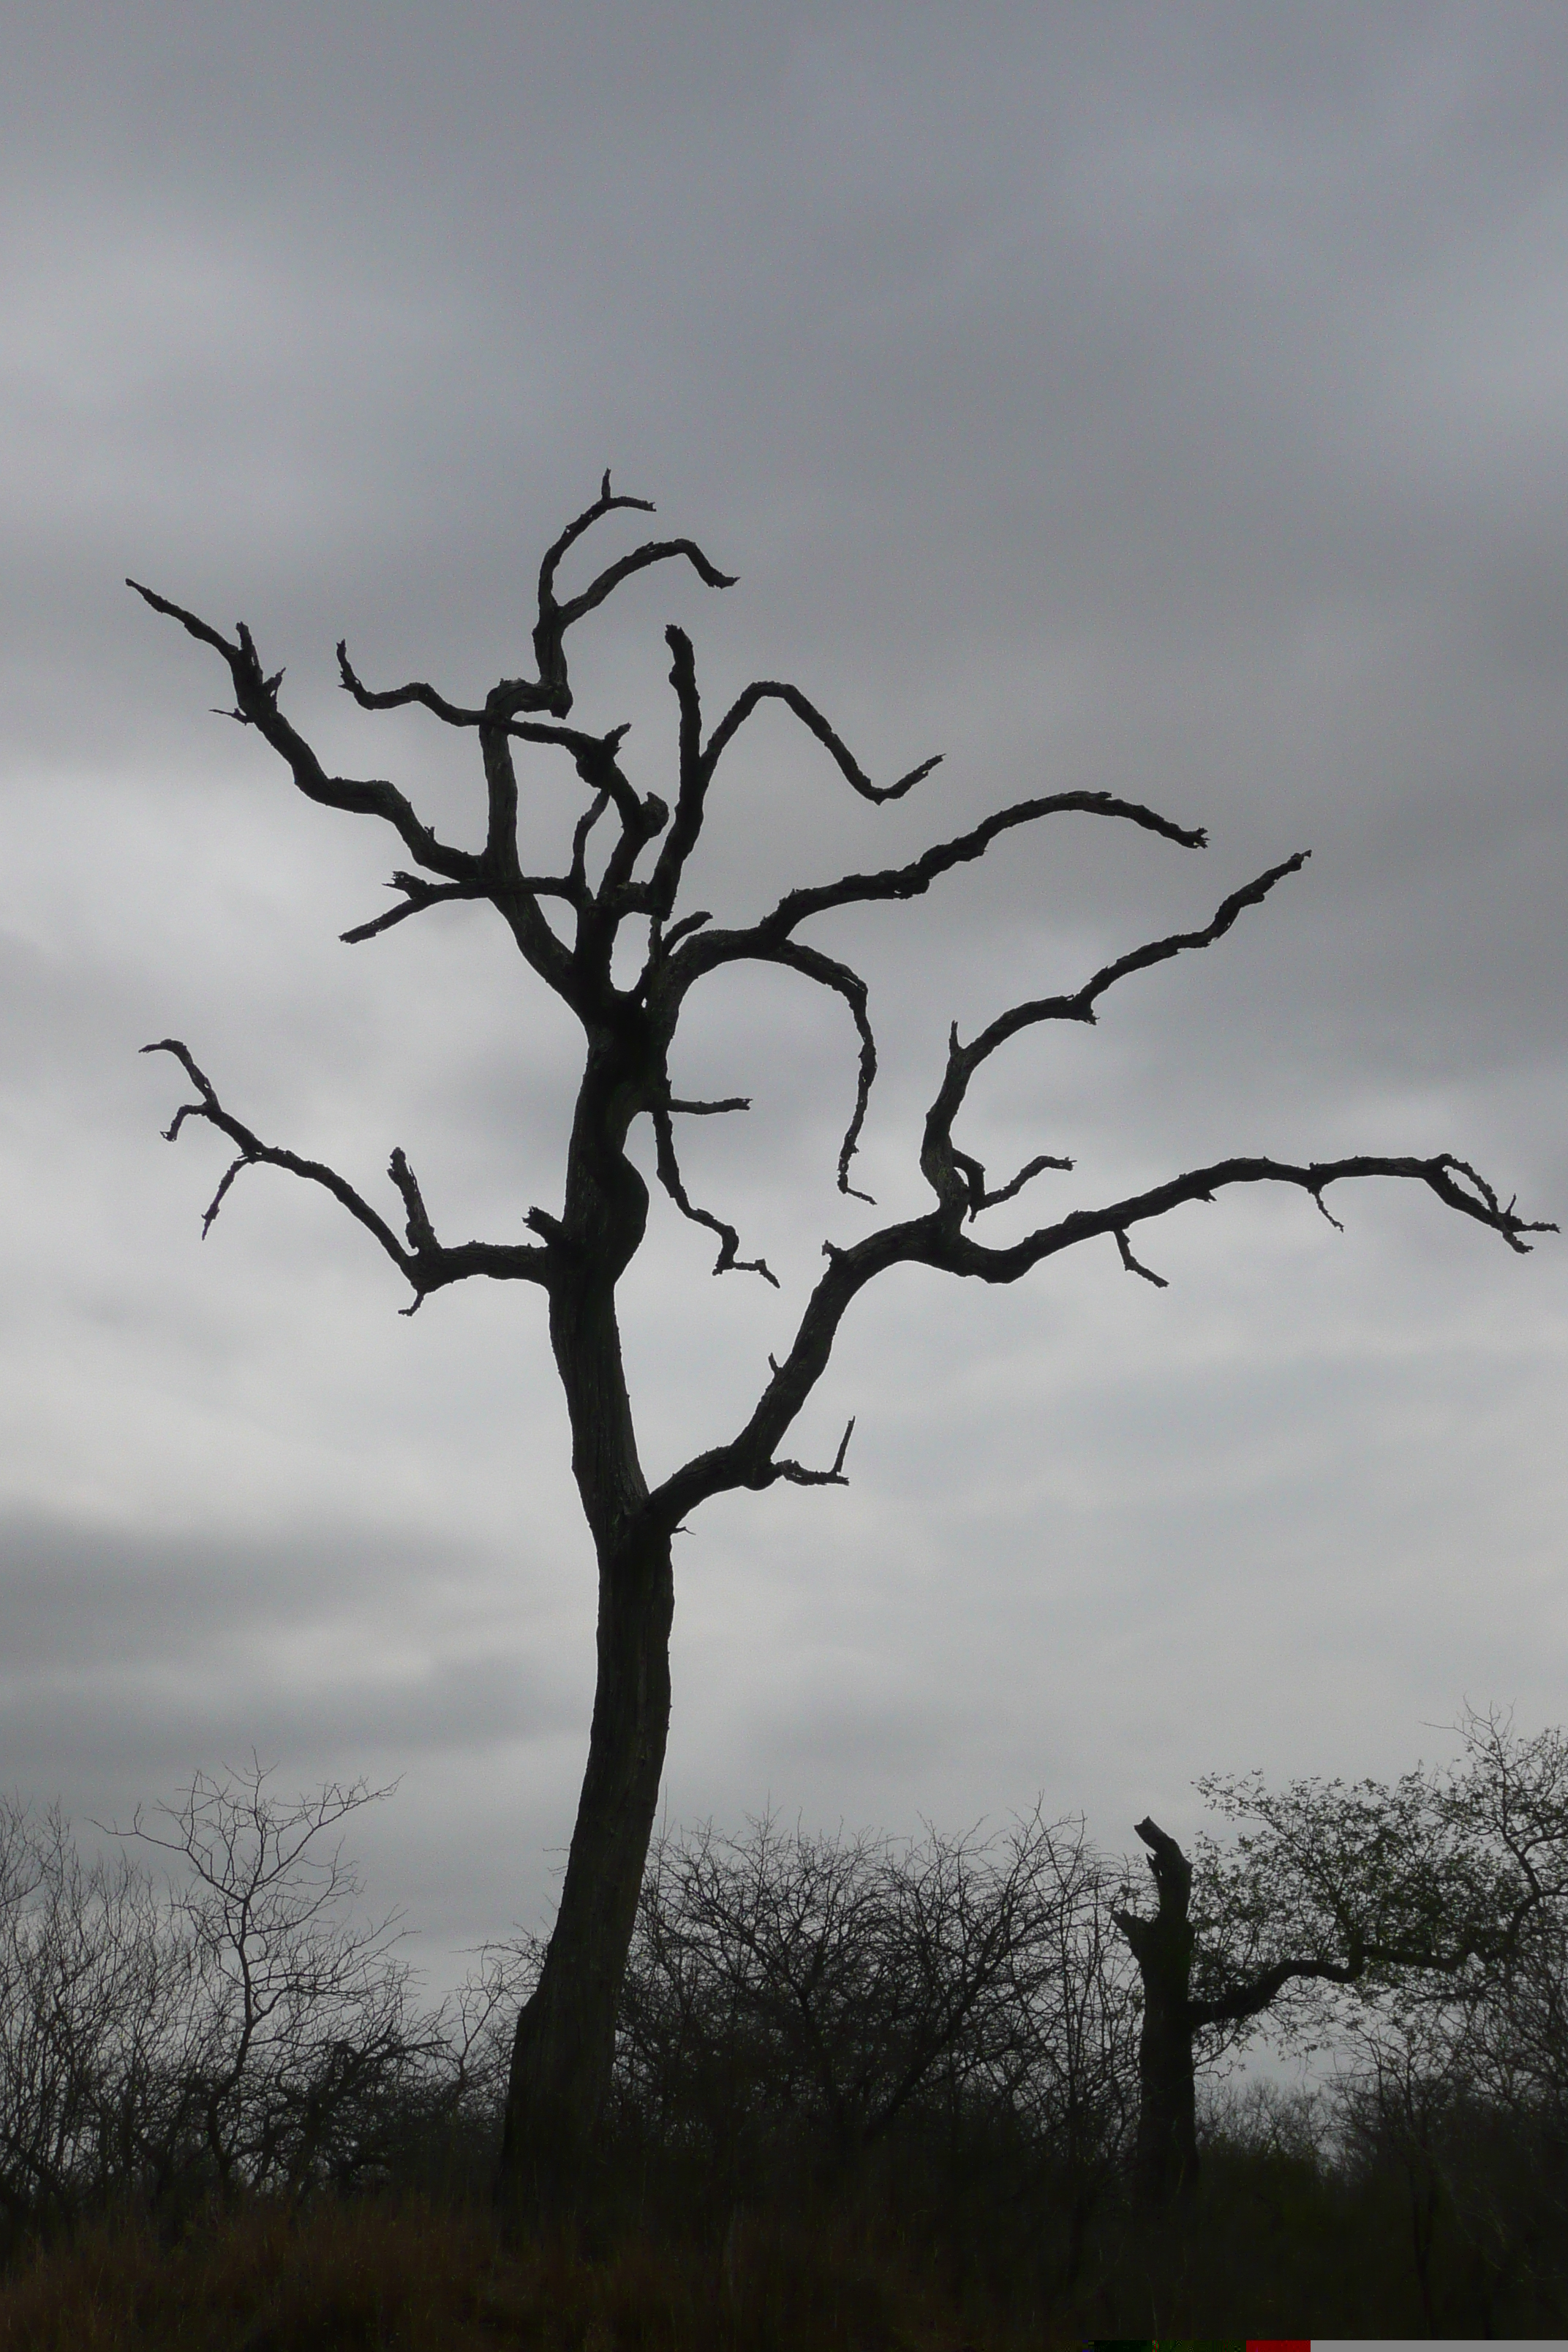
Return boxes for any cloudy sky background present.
[2,2,1566,2029]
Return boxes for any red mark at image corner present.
[1082,2340,1311,2351]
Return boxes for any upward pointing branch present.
[921,851,1311,1217]
[127,584,478,884]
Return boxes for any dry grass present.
[0,2197,1033,2352]
[2,2121,1563,2345]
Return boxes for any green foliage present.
[1186,1705,1568,2057]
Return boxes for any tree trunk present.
[497,1068,671,2217]
[497,1520,674,2214]
[1112,1817,1199,2211]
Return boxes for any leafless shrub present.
[115,1760,430,2202]
[0,1766,456,2241]
[607,1805,1139,2247]
[0,1797,190,2234]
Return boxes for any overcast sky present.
[2,2,1565,2010]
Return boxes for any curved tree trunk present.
[132,485,1555,2240]
[497,1039,673,2216]
[498,1520,673,2213]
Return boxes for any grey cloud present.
[0,1510,472,1670]
[0,2,1563,1999]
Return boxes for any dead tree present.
[1110,1815,1373,2209]
[129,476,1553,2213]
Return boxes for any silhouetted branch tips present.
[652,1104,778,1286]
[701,678,943,806]
[388,1149,439,1259]
[956,1147,1074,1219]
[126,578,237,660]
[135,484,1561,2221]
[335,639,485,727]
[1115,1229,1169,1289]
[340,874,482,944]
[768,1416,856,1488]
[201,1154,252,1237]
[1427,1153,1557,1254]
[141,1038,553,1304]
[1311,1185,1346,1233]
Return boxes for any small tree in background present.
[132,478,1553,2211]
[1112,1708,1568,2209]
[1328,1714,1568,2329]
[0,1768,437,2239]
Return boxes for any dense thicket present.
[3,1741,1565,2334]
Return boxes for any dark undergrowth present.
[1,2119,1564,2351]
[0,2197,991,2352]
[5,1776,1566,2342]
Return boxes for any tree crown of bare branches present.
[129,473,1553,1543]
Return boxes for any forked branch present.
[527,471,736,720]
[651,1146,1553,1531]
[127,584,478,885]
[762,1417,856,1490]
[656,788,1217,1208]
[647,630,944,924]
[920,852,1311,1217]
[140,1040,553,1310]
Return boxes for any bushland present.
[0,1758,1564,2342]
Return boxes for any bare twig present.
[336,642,486,727]
[1115,1229,1169,1289]
[140,1040,554,1306]
[651,1103,777,1285]
[127,583,478,885]
[765,1417,856,1489]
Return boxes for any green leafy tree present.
[1114,1709,1568,2207]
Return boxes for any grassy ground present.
[0,2137,1558,2347]
[0,2199,1028,2352]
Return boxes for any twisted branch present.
[126,585,479,885]
[336,644,486,727]
[651,1146,1552,1531]
[760,789,1206,937]
[527,470,736,720]
[650,1102,777,1286]
[134,487,1553,1572]
[704,681,942,805]
[655,792,1216,1203]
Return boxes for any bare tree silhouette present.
[131,475,1553,2212]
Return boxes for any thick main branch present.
[651,1150,1552,1531]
